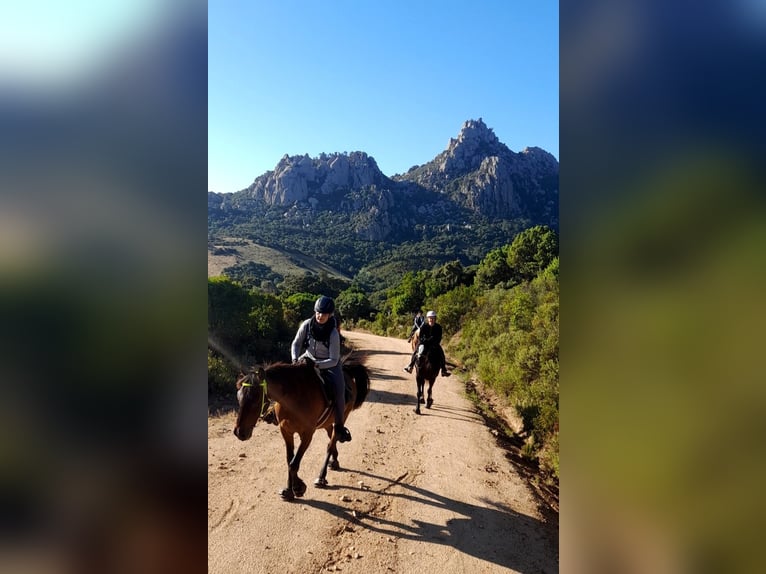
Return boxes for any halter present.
[241,374,270,418]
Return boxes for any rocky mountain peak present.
[394,118,558,222]
[240,150,391,206]
[438,117,503,175]
[454,117,500,148]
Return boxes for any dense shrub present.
[453,268,559,479]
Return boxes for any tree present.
[507,225,559,284]
[425,260,470,299]
[282,292,317,327]
[207,277,290,363]
[388,271,426,316]
[430,284,476,335]
[208,277,255,351]
[474,246,512,290]
[336,287,372,321]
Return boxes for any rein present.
[241,374,270,419]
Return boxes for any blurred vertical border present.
[0,2,207,572]
[562,1,766,573]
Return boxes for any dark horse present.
[410,332,441,415]
[233,357,370,500]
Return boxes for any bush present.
[427,284,477,336]
[208,350,237,399]
[452,267,558,480]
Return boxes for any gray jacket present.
[290,318,340,370]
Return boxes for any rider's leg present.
[438,346,450,376]
[326,364,351,442]
[404,349,417,372]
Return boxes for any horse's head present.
[233,367,268,441]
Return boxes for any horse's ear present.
[256,367,266,379]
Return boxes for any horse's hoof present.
[314,477,328,488]
[414,407,421,415]
[280,488,295,501]
[293,479,307,498]
[330,460,340,471]
[426,399,433,409]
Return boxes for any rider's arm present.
[291,319,310,361]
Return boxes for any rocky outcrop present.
[398,118,558,221]
[239,151,392,206]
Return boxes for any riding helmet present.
[314,295,335,314]
[426,310,437,318]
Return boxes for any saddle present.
[299,355,352,405]
[317,369,352,404]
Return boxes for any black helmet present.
[314,296,335,314]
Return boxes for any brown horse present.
[233,358,370,500]
[410,332,441,415]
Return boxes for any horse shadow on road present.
[366,385,414,406]
[350,348,410,358]
[301,468,558,573]
[366,387,481,425]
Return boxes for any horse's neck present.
[264,378,287,403]
[264,367,322,405]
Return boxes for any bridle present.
[239,372,270,419]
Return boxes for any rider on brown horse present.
[291,296,353,443]
[406,310,425,342]
[403,310,450,377]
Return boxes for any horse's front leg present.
[283,431,313,500]
[278,427,297,500]
[415,378,423,415]
[314,426,337,488]
[426,380,434,409]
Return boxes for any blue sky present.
[209,1,558,194]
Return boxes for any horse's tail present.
[345,363,370,409]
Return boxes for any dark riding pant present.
[435,345,446,369]
[322,363,346,428]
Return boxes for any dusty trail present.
[208,330,558,573]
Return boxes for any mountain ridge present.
[209,118,558,240]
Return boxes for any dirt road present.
[208,330,558,573]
